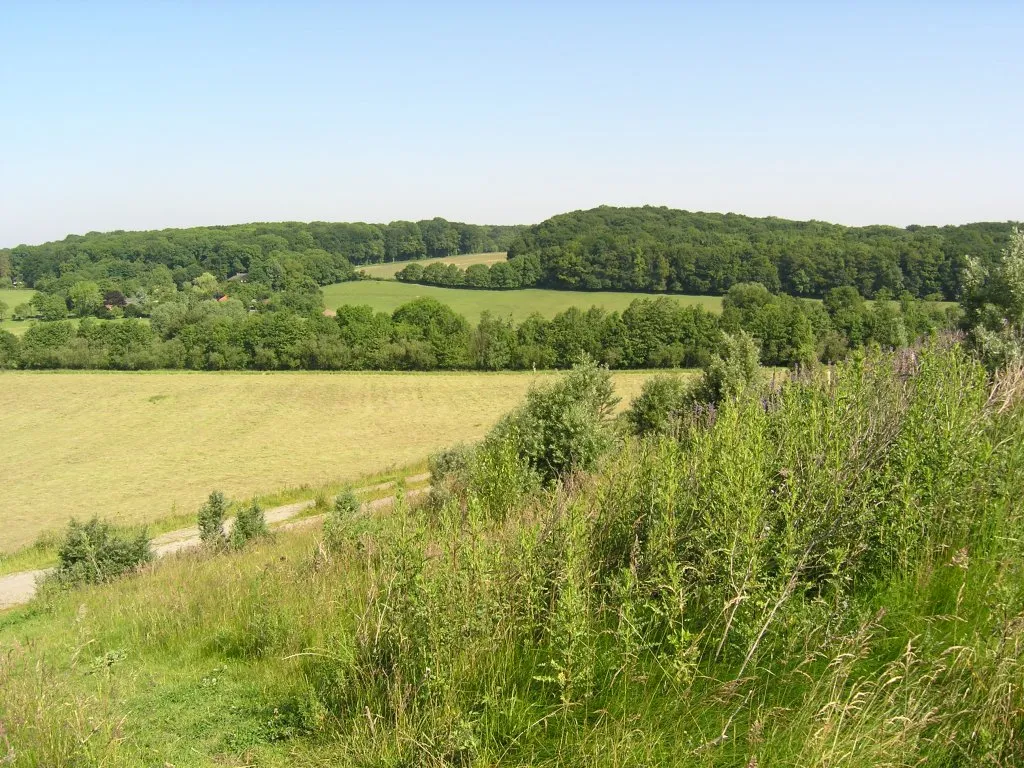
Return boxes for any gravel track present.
[0,474,431,610]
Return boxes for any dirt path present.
[0,474,431,611]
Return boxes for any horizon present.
[4,203,1021,251]
[3,1,1022,247]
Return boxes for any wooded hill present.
[0,219,525,289]
[506,206,1014,299]
[2,207,1015,301]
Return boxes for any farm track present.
[0,473,431,610]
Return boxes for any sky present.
[1,1,1022,247]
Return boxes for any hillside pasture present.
[0,289,38,335]
[357,251,509,280]
[0,370,656,552]
[322,280,723,321]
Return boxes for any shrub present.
[323,487,361,551]
[198,491,229,548]
[0,330,19,369]
[428,443,475,485]
[624,374,693,436]
[693,329,764,404]
[427,443,476,512]
[53,517,152,586]
[469,432,538,520]
[961,226,1024,369]
[486,357,619,484]
[230,500,269,549]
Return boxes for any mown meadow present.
[0,370,652,553]
[0,288,37,336]
[1,343,1022,766]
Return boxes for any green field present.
[0,370,656,552]
[0,288,37,334]
[357,251,509,280]
[0,288,37,307]
[322,280,723,321]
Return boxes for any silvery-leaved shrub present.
[961,226,1024,369]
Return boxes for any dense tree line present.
[504,206,1015,300]
[0,286,954,372]
[395,254,541,289]
[2,218,523,290]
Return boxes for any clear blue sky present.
[2,1,1022,246]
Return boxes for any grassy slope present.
[0,370,654,552]
[322,280,723,321]
[0,288,38,335]
[357,251,509,280]
[0,288,36,307]
[1,349,1021,767]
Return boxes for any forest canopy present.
[3,208,1017,307]
[1,218,524,290]
[505,206,1015,299]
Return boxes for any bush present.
[53,517,152,586]
[961,226,1024,369]
[486,356,619,484]
[693,330,764,404]
[230,500,269,549]
[198,491,229,548]
[470,433,538,520]
[624,374,693,436]
[323,487,361,551]
[428,444,475,485]
[0,330,19,369]
[427,443,476,512]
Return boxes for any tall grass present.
[1,345,1022,766]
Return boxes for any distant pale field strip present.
[322,280,724,321]
[0,370,657,552]
[357,252,509,280]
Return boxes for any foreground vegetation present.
[2,343,1022,765]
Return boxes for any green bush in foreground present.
[486,356,619,484]
[52,517,152,586]
[625,330,766,436]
